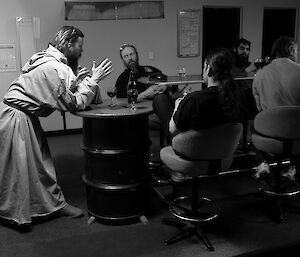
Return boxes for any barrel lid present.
[75,99,153,118]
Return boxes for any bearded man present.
[0,26,112,229]
[231,38,257,77]
[115,44,167,101]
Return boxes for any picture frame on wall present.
[65,1,164,20]
[177,9,201,58]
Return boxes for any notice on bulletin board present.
[177,9,201,58]
[0,44,17,72]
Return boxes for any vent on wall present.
[65,1,164,20]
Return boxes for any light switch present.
[148,51,154,59]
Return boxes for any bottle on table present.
[127,71,139,111]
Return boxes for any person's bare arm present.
[168,97,184,136]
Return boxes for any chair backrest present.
[172,123,242,161]
[254,106,300,139]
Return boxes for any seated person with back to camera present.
[252,36,300,181]
[152,45,251,141]
[167,48,239,181]
[153,39,258,141]
[115,44,168,101]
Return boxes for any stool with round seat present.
[160,122,242,250]
[251,106,300,223]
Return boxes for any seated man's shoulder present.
[182,91,203,102]
[119,68,129,76]
[140,65,161,74]
[139,65,167,81]
[116,69,130,83]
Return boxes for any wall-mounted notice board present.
[16,17,40,69]
[177,9,201,58]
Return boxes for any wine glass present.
[254,58,265,70]
[265,56,271,65]
[107,87,117,107]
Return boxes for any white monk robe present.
[0,45,102,225]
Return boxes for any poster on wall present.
[16,17,40,69]
[0,44,17,72]
[177,9,201,58]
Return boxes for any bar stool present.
[160,123,242,250]
[252,106,300,222]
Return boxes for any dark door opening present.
[202,7,241,63]
[262,8,296,58]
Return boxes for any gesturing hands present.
[76,66,90,81]
[91,58,113,84]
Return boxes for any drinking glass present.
[107,87,117,107]
[254,58,264,70]
[265,56,271,65]
[177,65,186,79]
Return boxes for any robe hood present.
[22,45,68,73]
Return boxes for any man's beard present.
[67,56,79,74]
[126,60,139,75]
[234,54,249,68]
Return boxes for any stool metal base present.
[258,179,300,223]
[162,196,219,251]
[162,217,215,251]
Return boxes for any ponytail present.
[205,47,237,121]
[218,76,236,121]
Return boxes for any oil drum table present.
[76,99,153,224]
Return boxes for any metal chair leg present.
[164,226,195,245]
[273,198,284,223]
[196,226,215,251]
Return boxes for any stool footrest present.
[169,196,219,223]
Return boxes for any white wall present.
[0,0,300,131]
